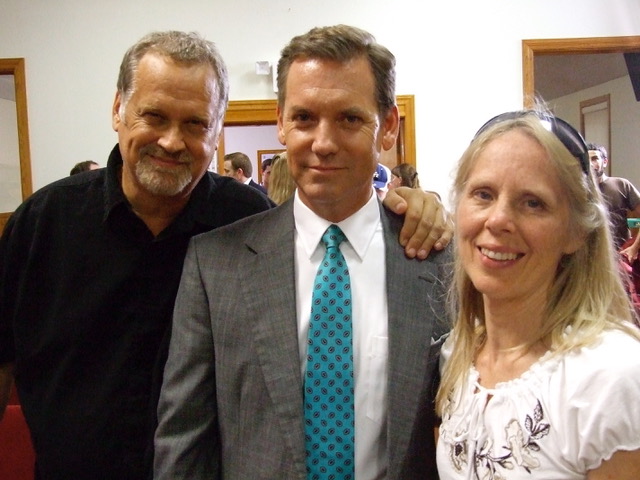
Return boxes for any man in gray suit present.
[154,24,450,479]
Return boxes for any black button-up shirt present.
[0,145,274,479]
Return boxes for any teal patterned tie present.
[304,224,354,480]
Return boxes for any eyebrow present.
[341,106,369,116]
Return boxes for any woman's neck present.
[475,296,549,388]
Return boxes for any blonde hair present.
[436,112,640,415]
[267,153,295,205]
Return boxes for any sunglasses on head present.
[474,111,590,175]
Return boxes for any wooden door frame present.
[522,36,640,107]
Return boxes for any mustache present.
[139,145,193,164]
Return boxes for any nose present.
[311,120,338,157]
[157,123,186,153]
[485,198,515,233]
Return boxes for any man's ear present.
[277,105,286,145]
[381,105,400,151]
[112,92,122,132]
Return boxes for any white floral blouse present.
[436,329,640,479]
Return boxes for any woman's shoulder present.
[557,328,640,470]
[564,328,640,370]
[558,328,640,397]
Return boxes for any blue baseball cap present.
[373,163,390,190]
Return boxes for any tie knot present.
[321,224,346,250]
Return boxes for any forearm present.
[628,203,640,220]
[620,231,640,261]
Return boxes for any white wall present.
[1,0,639,203]
[0,97,21,211]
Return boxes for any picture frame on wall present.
[257,148,285,165]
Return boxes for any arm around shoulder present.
[382,187,453,259]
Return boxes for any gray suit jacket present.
[154,199,451,479]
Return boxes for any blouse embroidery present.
[449,399,550,478]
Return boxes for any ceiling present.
[535,53,630,100]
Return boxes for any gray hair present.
[117,31,229,125]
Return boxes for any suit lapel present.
[243,203,307,474]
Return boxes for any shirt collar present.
[294,188,381,261]
[103,144,129,221]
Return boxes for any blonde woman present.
[267,152,295,205]
[436,110,640,479]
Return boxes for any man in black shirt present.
[0,31,450,480]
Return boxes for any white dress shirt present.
[294,189,389,480]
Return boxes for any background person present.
[223,151,268,194]
[69,160,99,175]
[390,162,420,189]
[261,155,274,191]
[267,152,295,205]
[588,142,640,251]
[436,110,640,479]
[390,163,442,200]
[373,162,391,199]
[154,24,451,480]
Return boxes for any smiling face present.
[112,52,220,200]
[277,56,398,222]
[456,129,583,307]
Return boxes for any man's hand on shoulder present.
[382,187,453,259]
